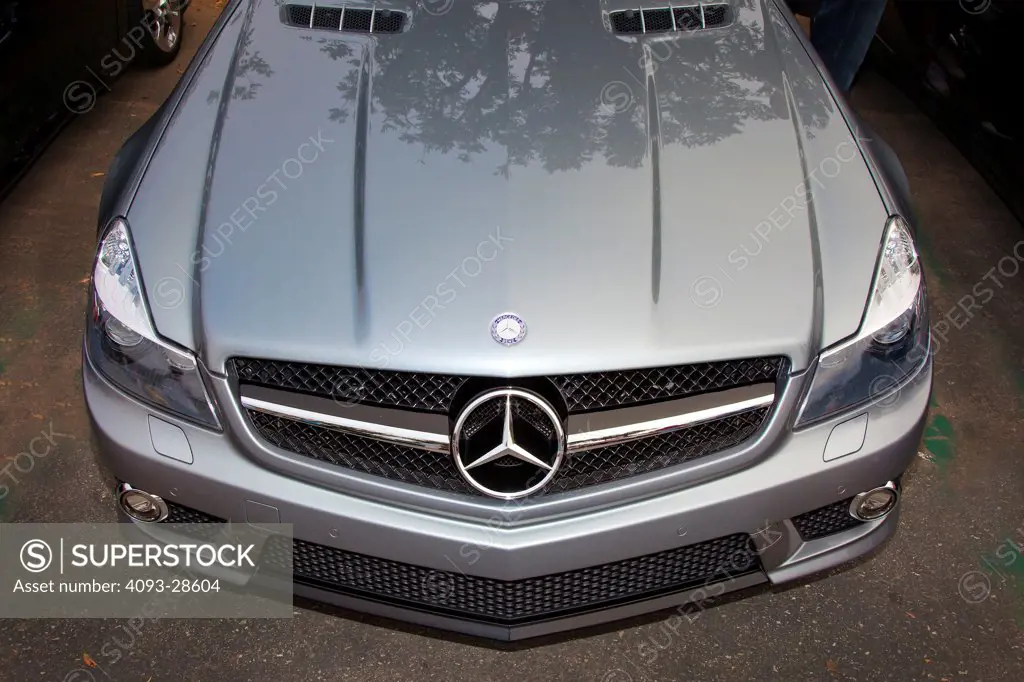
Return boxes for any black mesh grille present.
[550,357,785,413]
[232,358,465,413]
[261,532,760,623]
[162,501,226,540]
[153,500,761,624]
[231,356,785,415]
[547,407,770,494]
[165,503,223,524]
[609,9,643,34]
[372,9,405,33]
[642,8,674,33]
[245,407,770,497]
[312,6,342,29]
[284,5,406,33]
[791,498,863,540]
[674,7,702,29]
[342,8,373,32]
[286,4,312,26]
[702,4,729,27]
[609,5,731,34]
[247,410,474,493]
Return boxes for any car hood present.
[128,0,888,375]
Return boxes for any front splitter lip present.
[292,571,771,642]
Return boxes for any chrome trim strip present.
[240,384,451,435]
[241,383,775,457]
[566,384,775,453]
[309,1,315,28]
[240,395,451,454]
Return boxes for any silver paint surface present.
[125,0,889,375]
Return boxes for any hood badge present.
[490,313,527,346]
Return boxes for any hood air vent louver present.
[609,4,732,35]
[285,4,407,34]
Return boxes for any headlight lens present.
[795,216,930,427]
[86,218,220,429]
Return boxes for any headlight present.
[86,218,220,429]
[795,215,930,427]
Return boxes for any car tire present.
[128,0,187,68]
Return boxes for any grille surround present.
[231,356,786,415]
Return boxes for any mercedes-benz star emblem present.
[490,313,526,346]
[452,388,564,499]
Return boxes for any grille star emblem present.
[463,396,555,472]
[451,388,564,499]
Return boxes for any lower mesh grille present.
[162,501,227,539]
[165,502,222,524]
[245,406,771,497]
[158,502,760,624]
[791,498,863,540]
[260,532,760,624]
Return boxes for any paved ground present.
[2,2,1024,680]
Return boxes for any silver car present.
[84,0,932,640]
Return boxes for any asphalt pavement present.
[1,1,1023,680]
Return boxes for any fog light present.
[849,481,899,521]
[117,483,169,523]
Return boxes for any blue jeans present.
[811,0,888,92]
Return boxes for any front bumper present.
[84,351,930,640]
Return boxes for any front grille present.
[791,498,863,540]
[231,356,785,415]
[261,532,760,624]
[245,406,771,497]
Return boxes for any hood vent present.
[609,4,731,35]
[285,4,407,34]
